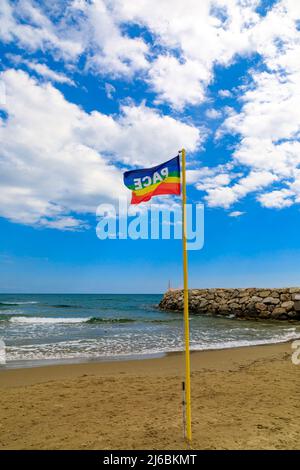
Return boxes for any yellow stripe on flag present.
[132,176,180,196]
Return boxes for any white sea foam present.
[0,301,39,305]
[0,309,24,316]
[5,328,300,363]
[9,316,87,324]
[190,330,300,352]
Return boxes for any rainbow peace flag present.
[123,156,181,204]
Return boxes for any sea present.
[0,293,299,368]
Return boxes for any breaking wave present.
[1,315,180,324]
[0,301,39,307]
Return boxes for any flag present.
[123,155,181,204]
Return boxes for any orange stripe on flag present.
[131,182,181,204]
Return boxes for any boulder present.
[255,302,268,311]
[262,297,280,305]
[258,290,271,298]
[281,301,294,312]
[228,302,240,310]
[238,291,249,297]
[206,293,215,300]
[272,307,287,318]
[280,293,290,302]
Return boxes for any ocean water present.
[0,293,299,368]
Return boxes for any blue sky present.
[0,0,300,293]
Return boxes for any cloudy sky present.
[0,0,300,292]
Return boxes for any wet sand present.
[0,342,299,449]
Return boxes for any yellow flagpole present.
[180,147,192,444]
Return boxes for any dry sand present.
[0,342,299,450]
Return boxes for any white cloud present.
[0,1,279,108]
[229,211,245,217]
[106,104,201,166]
[218,89,233,98]
[39,216,89,231]
[0,0,149,77]
[204,171,278,208]
[6,55,75,85]
[105,83,116,99]
[0,0,83,59]
[196,172,232,192]
[0,69,200,228]
[115,0,264,108]
[148,55,209,110]
[223,71,300,148]
[24,61,75,86]
[1,0,300,217]
[194,0,300,209]
[205,108,222,119]
[204,186,237,209]
[81,0,149,77]
[1,0,298,114]
[258,189,294,209]
[0,80,5,104]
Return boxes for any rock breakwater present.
[159,288,300,320]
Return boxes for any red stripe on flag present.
[131,182,181,204]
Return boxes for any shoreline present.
[1,334,299,372]
[0,340,294,386]
[0,340,299,449]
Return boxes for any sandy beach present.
[0,342,299,450]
